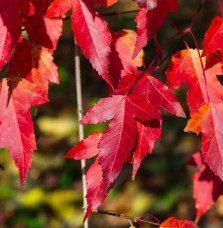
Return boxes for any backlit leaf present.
[188,152,223,222]
[133,0,177,58]
[0,78,47,187]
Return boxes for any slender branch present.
[166,18,189,49]
[218,0,223,17]
[96,210,160,226]
[158,0,205,67]
[149,30,187,69]
[185,0,205,32]
[74,39,88,228]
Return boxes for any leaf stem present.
[166,18,189,49]
[218,0,223,17]
[149,30,186,69]
[74,39,88,228]
[188,30,210,102]
[96,210,160,226]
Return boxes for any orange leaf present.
[160,217,199,228]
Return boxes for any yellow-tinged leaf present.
[184,103,210,134]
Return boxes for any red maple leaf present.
[203,16,223,57]
[160,217,199,228]
[84,157,113,221]
[132,118,162,179]
[46,0,113,86]
[185,102,223,182]
[188,152,223,222]
[24,0,63,50]
[108,29,145,88]
[0,78,48,188]
[0,0,22,70]
[80,95,159,191]
[133,0,177,58]
[65,132,102,159]
[8,39,59,95]
[166,49,223,114]
[166,49,223,180]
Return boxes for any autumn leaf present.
[160,217,199,228]
[8,39,59,94]
[185,102,223,182]
[133,0,177,58]
[203,16,223,57]
[114,72,185,178]
[24,1,63,50]
[46,0,73,17]
[0,0,22,70]
[80,95,160,192]
[166,49,223,114]
[84,157,113,221]
[147,76,185,117]
[188,152,223,223]
[108,30,145,88]
[19,0,35,16]
[166,49,223,180]
[0,78,48,188]
[65,132,102,159]
[47,0,113,86]
[132,118,162,179]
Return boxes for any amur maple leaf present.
[0,78,48,188]
[46,0,113,86]
[133,0,178,58]
[160,217,199,228]
[188,152,223,223]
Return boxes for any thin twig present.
[185,0,205,32]
[74,39,88,228]
[218,0,223,17]
[159,0,205,67]
[96,210,160,226]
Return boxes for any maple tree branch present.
[74,39,88,228]
[96,210,160,226]
[185,0,205,32]
[158,0,205,68]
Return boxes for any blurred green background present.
[0,0,223,227]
